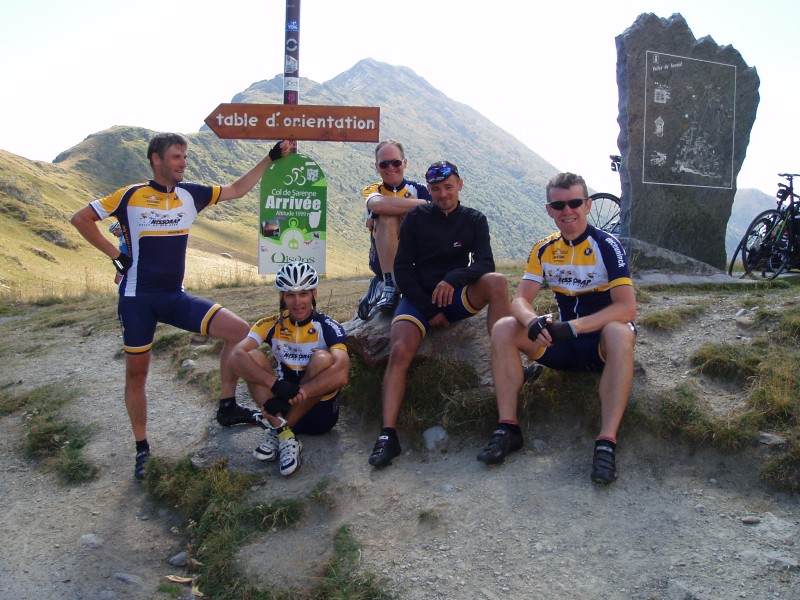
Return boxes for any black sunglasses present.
[378,159,404,169]
[547,198,587,211]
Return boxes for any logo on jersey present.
[139,210,185,227]
[551,248,568,263]
[584,248,593,256]
[604,237,627,268]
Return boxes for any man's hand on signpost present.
[269,140,295,162]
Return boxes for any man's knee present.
[492,315,522,345]
[600,322,636,357]
[388,324,422,364]
[309,349,334,371]
[125,353,150,383]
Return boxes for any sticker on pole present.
[258,153,327,274]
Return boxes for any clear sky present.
[1,0,795,196]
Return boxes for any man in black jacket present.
[368,161,510,468]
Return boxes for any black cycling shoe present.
[368,433,401,467]
[523,364,543,385]
[477,426,523,465]
[134,449,151,481]
[216,403,260,427]
[590,445,618,484]
[357,275,384,320]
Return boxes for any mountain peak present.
[328,59,440,97]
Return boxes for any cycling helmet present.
[109,221,122,233]
[275,263,319,292]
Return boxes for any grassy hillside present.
[0,58,767,299]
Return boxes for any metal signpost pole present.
[284,0,300,153]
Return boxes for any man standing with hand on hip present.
[71,133,293,480]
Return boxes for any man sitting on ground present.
[479,172,636,484]
[229,263,349,476]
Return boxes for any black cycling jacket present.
[394,201,495,320]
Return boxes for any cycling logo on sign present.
[258,153,327,275]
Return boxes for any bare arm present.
[570,285,637,335]
[367,194,427,216]
[70,206,120,259]
[218,140,293,202]
[511,279,544,327]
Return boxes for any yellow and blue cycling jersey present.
[90,180,221,296]
[362,178,431,276]
[524,224,633,323]
[248,310,347,402]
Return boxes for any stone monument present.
[615,13,760,270]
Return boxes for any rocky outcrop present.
[343,309,495,385]
[615,13,760,270]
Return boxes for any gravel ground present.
[1,285,799,599]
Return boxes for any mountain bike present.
[588,155,621,234]
[727,173,800,279]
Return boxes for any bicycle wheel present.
[740,209,783,279]
[767,231,791,278]
[727,237,745,277]
[588,193,621,234]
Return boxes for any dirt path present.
[1,290,799,599]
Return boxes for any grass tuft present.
[1,384,97,483]
[311,525,395,600]
[143,456,390,599]
[690,342,761,381]
[638,302,708,331]
[760,441,800,492]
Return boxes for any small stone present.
[169,551,188,567]
[741,515,761,525]
[79,533,104,548]
[114,573,144,586]
[757,432,787,447]
[422,426,448,451]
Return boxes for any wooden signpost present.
[204,103,380,143]
[203,0,380,273]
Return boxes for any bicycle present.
[587,154,622,234]
[727,173,800,279]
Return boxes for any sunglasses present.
[547,198,588,211]
[378,159,404,169]
[425,165,459,184]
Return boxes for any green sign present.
[258,153,327,274]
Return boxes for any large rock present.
[344,309,495,385]
[615,13,760,270]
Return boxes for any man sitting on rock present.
[358,140,431,318]
[480,172,637,484]
[368,160,510,468]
